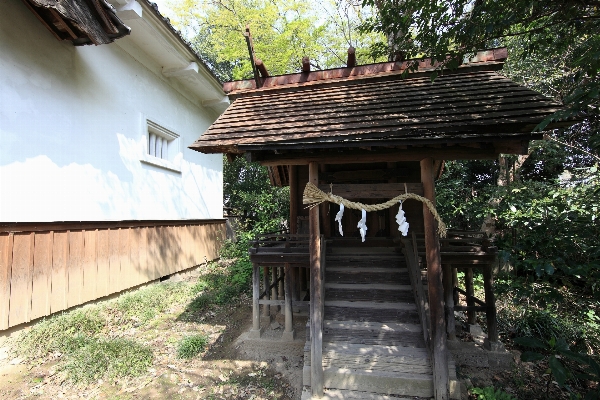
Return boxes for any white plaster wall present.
[0,0,223,222]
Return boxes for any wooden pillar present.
[421,157,449,400]
[452,268,459,305]
[483,264,498,343]
[465,268,476,325]
[278,266,284,300]
[319,164,332,238]
[309,162,323,397]
[262,266,271,319]
[249,263,262,337]
[443,263,456,340]
[271,266,279,314]
[289,165,298,235]
[282,262,295,340]
[387,162,397,237]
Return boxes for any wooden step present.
[323,320,425,347]
[324,301,420,324]
[325,283,414,302]
[301,388,417,400]
[325,269,410,285]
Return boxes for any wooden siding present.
[0,220,225,331]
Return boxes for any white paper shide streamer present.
[395,200,409,236]
[357,209,368,242]
[335,203,345,236]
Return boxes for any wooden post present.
[483,264,498,343]
[283,262,295,340]
[262,266,270,320]
[452,267,459,305]
[387,162,397,237]
[421,157,449,400]
[319,164,331,238]
[290,166,298,235]
[278,266,284,300]
[309,162,324,398]
[465,268,476,325]
[271,266,279,314]
[443,263,456,340]
[289,165,301,307]
[249,263,262,337]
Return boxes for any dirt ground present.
[0,280,307,400]
[1,273,595,400]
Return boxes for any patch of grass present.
[62,337,153,383]
[108,282,191,324]
[16,308,105,358]
[176,334,209,359]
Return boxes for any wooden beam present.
[302,56,311,72]
[323,167,409,183]
[318,183,424,198]
[254,146,500,166]
[255,58,270,78]
[309,162,323,397]
[347,46,356,68]
[421,157,449,400]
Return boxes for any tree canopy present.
[169,0,386,81]
[361,0,600,139]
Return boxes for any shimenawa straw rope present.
[302,182,447,237]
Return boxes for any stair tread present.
[325,301,417,310]
[326,267,406,273]
[324,320,423,333]
[301,388,418,400]
[324,283,411,290]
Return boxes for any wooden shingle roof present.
[189,49,564,158]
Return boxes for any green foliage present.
[15,308,105,358]
[471,386,517,400]
[223,156,289,231]
[514,336,600,398]
[62,338,153,383]
[169,0,386,81]
[176,334,209,359]
[360,0,600,133]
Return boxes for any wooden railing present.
[412,230,499,343]
[248,233,311,339]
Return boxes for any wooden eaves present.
[22,0,130,45]
[189,48,570,168]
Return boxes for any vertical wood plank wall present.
[0,220,225,331]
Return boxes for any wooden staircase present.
[302,245,460,399]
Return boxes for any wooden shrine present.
[190,47,569,399]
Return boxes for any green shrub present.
[62,337,153,383]
[176,334,209,359]
[471,386,517,400]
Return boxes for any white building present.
[0,0,228,332]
